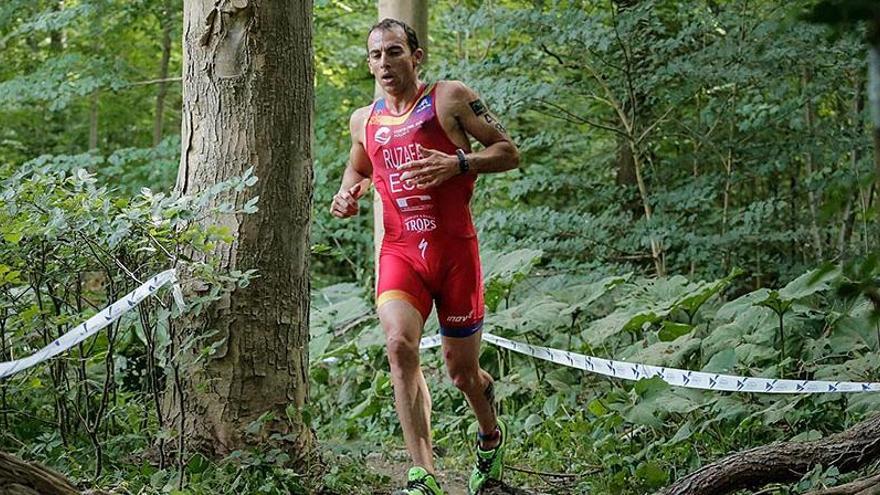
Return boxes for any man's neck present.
[383,79,423,114]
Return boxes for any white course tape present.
[419,333,880,394]
[0,269,179,380]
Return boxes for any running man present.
[330,18,520,495]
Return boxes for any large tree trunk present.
[372,0,428,276]
[655,414,880,495]
[172,0,315,459]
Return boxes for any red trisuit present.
[365,82,484,337]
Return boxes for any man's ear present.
[413,48,425,68]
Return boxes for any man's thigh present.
[377,250,433,323]
[435,239,484,337]
[378,299,426,341]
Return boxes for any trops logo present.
[374,126,391,145]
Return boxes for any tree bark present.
[655,414,880,495]
[0,452,79,495]
[868,29,880,224]
[803,67,824,260]
[807,474,880,495]
[172,0,315,460]
[88,92,99,151]
[152,0,175,147]
[839,75,864,258]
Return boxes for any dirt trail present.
[366,452,541,494]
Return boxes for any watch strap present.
[455,148,470,174]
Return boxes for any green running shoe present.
[468,418,508,495]
[392,466,445,495]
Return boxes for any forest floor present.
[366,449,545,494]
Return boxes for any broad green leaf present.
[658,321,694,342]
[543,394,560,417]
[779,267,840,300]
[702,348,736,373]
[667,421,694,445]
[587,399,607,417]
[524,413,543,433]
[636,461,668,488]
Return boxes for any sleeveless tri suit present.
[365,82,484,337]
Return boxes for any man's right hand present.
[330,182,363,218]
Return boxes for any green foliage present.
[0,159,260,487]
[3,0,880,493]
[307,241,880,493]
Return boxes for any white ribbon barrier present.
[0,269,182,380]
[419,333,880,394]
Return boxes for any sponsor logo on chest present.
[374,126,391,145]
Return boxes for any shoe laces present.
[406,478,434,494]
[476,455,494,473]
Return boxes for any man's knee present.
[447,364,481,392]
[385,331,419,369]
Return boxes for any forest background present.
[1,0,880,494]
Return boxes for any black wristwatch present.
[455,148,470,174]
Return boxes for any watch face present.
[456,149,469,173]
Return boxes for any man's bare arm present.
[446,81,519,174]
[398,82,519,188]
[331,107,373,218]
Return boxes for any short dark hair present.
[368,18,420,53]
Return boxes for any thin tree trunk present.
[630,142,665,275]
[88,92,98,151]
[609,0,663,274]
[172,0,315,460]
[840,76,864,258]
[50,1,63,53]
[868,35,880,226]
[152,0,174,147]
[803,69,824,259]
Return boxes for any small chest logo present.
[415,96,431,114]
[374,126,391,145]
[418,238,428,259]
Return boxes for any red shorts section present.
[376,237,484,337]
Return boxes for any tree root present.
[655,414,880,495]
[806,473,880,495]
[0,452,79,495]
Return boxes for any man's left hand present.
[399,144,461,189]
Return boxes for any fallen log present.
[0,452,79,495]
[655,414,880,495]
[806,473,880,495]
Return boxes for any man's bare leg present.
[379,300,434,472]
[442,329,500,449]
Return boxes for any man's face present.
[367,26,423,95]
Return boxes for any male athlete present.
[330,18,519,495]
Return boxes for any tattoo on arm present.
[483,113,508,136]
[469,99,488,116]
[470,98,509,136]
